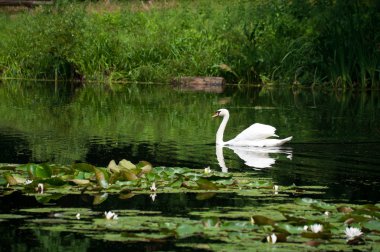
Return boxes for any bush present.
[0,0,379,87]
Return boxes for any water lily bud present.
[150,182,157,191]
[266,233,277,244]
[37,183,44,194]
[104,211,118,220]
[310,224,323,233]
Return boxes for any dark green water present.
[0,81,379,250]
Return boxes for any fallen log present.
[172,76,225,93]
[0,0,53,7]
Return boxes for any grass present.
[0,0,379,88]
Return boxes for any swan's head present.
[212,108,229,118]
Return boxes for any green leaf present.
[72,163,95,173]
[294,198,320,206]
[362,220,380,232]
[251,215,276,226]
[196,192,216,201]
[24,163,52,179]
[175,223,203,238]
[276,223,304,234]
[44,177,67,186]
[169,178,183,188]
[196,178,218,190]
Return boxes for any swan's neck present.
[216,113,229,145]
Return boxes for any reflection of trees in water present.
[0,130,31,163]
[0,82,379,167]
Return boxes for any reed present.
[0,0,378,87]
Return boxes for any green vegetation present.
[1,160,380,251]
[0,0,379,87]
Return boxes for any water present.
[1,81,380,250]
[1,81,379,201]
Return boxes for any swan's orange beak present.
[212,112,219,118]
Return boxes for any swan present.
[212,108,292,147]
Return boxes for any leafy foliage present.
[0,160,379,250]
[0,0,379,87]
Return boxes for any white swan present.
[212,108,292,147]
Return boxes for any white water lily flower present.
[24,179,33,185]
[345,227,363,240]
[310,224,323,233]
[266,233,277,244]
[76,213,81,220]
[104,211,118,220]
[204,167,211,174]
[303,225,309,231]
[150,182,157,191]
[37,183,44,194]
[150,193,157,202]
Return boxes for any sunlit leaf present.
[70,179,90,185]
[107,160,120,173]
[136,161,152,175]
[121,170,138,181]
[4,173,20,185]
[119,159,136,170]
[251,215,276,226]
[94,168,109,189]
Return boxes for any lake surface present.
[0,81,380,250]
[1,81,379,201]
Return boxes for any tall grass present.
[0,0,379,87]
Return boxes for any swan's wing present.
[233,123,278,141]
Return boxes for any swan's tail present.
[279,136,292,145]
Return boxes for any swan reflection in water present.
[216,144,292,172]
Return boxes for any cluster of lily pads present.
[1,159,300,203]
[0,160,379,251]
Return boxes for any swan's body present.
[213,109,292,147]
